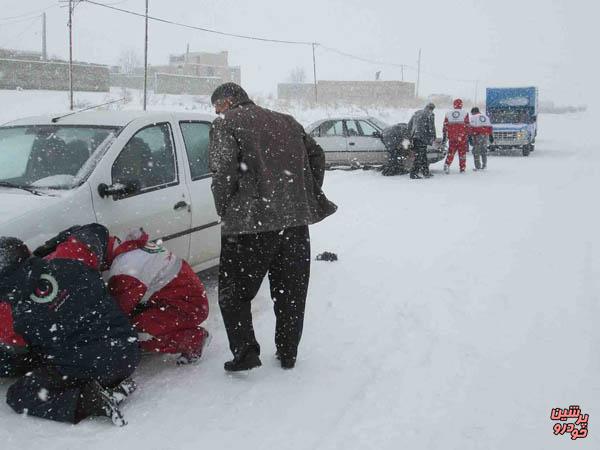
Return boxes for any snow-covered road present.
[1,108,598,449]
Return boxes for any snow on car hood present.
[0,190,60,226]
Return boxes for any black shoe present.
[280,357,296,369]
[224,352,262,372]
[82,381,127,426]
[410,174,422,179]
[109,378,137,406]
[177,329,211,365]
[276,351,296,369]
[423,173,433,178]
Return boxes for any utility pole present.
[143,0,149,111]
[415,48,421,99]
[401,65,404,82]
[312,43,318,104]
[42,12,47,61]
[68,0,74,110]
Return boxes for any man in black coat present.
[0,231,140,426]
[209,83,337,371]
[407,103,437,179]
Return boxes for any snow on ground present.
[0,89,598,449]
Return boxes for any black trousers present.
[1,349,135,424]
[410,140,430,176]
[219,225,311,361]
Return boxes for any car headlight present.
[401,139,410,150]
[517,130,529,140]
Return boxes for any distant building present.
[111,50,241,96]
[278,80,416,107]
[167,50,241,85]
[0,47,109,92]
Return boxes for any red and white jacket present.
[443,99,470,143]
[106,230,208,320]
[469,113,493,136]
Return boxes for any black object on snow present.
[316,252,338,262]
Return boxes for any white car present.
[306,117,389,167]
[0,111,220,272]
[306,116,445,167]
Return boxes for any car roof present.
[306,116,383,130]
[2,110,215,127]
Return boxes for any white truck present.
[0,111,220,272]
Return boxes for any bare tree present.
[118,48,141,75]
[287,66,307,84]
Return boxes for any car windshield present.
[0,125,119,191]
[488,108,533,124]
[368,117,389,130]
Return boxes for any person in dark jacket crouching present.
[0,231,140,426]
[209,83,337,372]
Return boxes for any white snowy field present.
[0,90,598,449]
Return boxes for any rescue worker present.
[36,224,211,365]
[106,228,210,365]
[0,232,140,426]
[469,107,494,170]
[407,103,437,179]
[443,98,470,174]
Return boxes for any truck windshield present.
[0,125,119,190]
[488,109,533,124]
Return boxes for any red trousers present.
[118,263,210,355]
[445,139,468,171]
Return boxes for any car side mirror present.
[98,180,140,200]
[372,131,382,138]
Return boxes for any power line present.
[319,45,417,71]
[82,0,316,46]
[0,4,57,24]
[1,17,41,49]
[0,4,56,22]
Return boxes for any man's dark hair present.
[211,83,250,105]
[425,102,435,111]
[471,107,480,114]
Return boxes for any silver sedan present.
[306,117,389,167]
[306,116,445,167]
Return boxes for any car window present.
[0,125,118,189]
[179,121,210,180]
[358,120,379,137]
[319,121,345,137]
[345,120,360,137]
[112,122,177,193]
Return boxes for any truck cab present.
[486,87,538,156]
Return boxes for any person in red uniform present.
[443,98,471,173]
[106,228,210,365]
[468,107,494,170]
[33,223,210,365]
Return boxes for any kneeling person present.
[106,229,210,364]
[0,235,140,426]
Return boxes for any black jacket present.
[0,257,139,379]
[407,109,437,144]
[209,101,337,235]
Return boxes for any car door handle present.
[173,201,189,211]
[349,142,356,146]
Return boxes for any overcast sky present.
[0,0,597,106]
